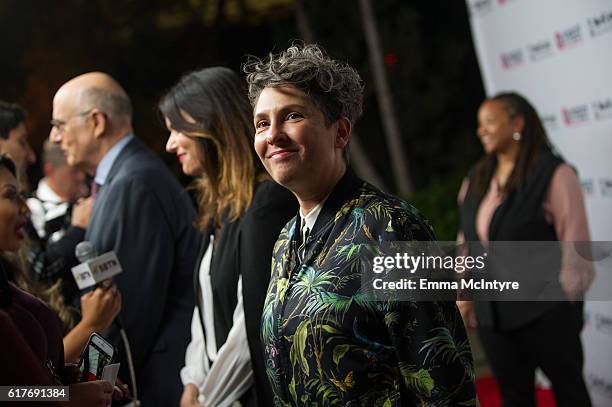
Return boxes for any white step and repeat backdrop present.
[466,0,612,405]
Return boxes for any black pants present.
[478,302,591,407]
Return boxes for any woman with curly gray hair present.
[244,44,477,406]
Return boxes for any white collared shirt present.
[27,179,70,240]
[300,203,323,240]
[180,237,252,407]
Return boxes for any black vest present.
[460,149,564,330]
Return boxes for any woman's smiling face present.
[253,85,347,192]
[164,116,205,177]
[0,166,28,252]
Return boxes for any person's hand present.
[80,286,121,332]
[67,380,113,406]
[559,243,596,302]
[180,384,202,407]
[456,300,477,329]
[114,377,131,401]
[71,197,94,229]
[112,384,125,402]
[559,264,595,302]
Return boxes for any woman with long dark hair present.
[159,67,296,407]
[457,92,593,406]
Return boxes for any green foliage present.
[333,344,351,367]
[420,327,472,366]
[407,175,465,241]
[289,320,311,376]
[398,363,435,397]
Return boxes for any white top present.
[299,203,323,240]
[180,236,253,407]
[26,178,70,241]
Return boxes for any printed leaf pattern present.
[262,181,478,406]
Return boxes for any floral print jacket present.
[262,169,478,406]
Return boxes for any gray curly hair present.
[243,43,364,127]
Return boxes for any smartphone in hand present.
[78,332,116,382]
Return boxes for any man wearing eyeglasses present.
[50,72,201,407]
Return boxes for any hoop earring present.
[512,132,521,141]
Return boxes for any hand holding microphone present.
[72,241,123,329]
[64,241,123,363]
[67,241,138,404]
[80,285,122,332]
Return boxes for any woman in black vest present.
[457,92,593,406]
[159,68,297,407]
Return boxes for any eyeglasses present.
[50,109,93,133]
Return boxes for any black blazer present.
[87,136,201,406]
[195,180,297,406]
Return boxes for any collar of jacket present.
[103,136,140,186]
[308,166,362,239]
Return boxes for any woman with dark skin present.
[457,92,593,406]
[0,153,122,406]
[0,101,121,365]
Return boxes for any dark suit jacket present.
[86,136,200,406]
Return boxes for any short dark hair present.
[243,43,364,127]
[0,154,17,177]
[0,101,26,140]
[243,43,363,163]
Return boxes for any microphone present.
[71,242,139,402]
[75,241,97,264]
[71,241,123,290]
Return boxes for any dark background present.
[0,0,486,240]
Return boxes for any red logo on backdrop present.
[555,25,583,50]
[561,105,589,126]
[497,0,514,5]
[500,49,523,70]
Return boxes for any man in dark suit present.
[50,72,200,406]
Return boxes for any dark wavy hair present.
[243,43,364,126]
[0,101,26,140]
[472,92,553,196]
[159,67,265,229]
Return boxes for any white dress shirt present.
[27,179,70,241]
[180,236,253,407]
